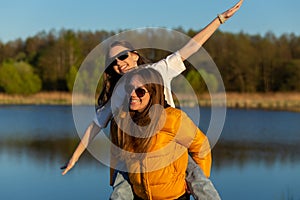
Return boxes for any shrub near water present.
[0,61,42,95]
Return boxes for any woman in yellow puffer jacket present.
[110,68,211,200]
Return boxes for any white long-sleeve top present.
[93,51,185,128]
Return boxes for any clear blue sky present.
[0,0,299,43]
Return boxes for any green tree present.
[71,57,104,95]
[0,61,42,94]
[37,29,82,90]
[66,65,78,92]
[186,69,219,93]
[272,60,300,91]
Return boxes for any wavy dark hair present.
[111,68,170,154]
[97,40,150,107]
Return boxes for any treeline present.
[0,28,299,94]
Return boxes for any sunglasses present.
[109,51,130,67]
[125,86,149,98]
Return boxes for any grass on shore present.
[200,92,300,112]
[0,92,299,112]
[0,92,72,105]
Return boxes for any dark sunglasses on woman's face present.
[125,85,149,98]
[109,51,130,66]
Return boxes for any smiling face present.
[126,75,150,113]
[109,45,139,75]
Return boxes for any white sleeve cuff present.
[93,105,112,128]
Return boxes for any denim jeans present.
[110,171,133,200]
[110,155,220,200]
[185,156,221,200]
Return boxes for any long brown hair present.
[111,68,170,155]
[97,40,150,107]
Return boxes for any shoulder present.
[147,51,185,77]
[162,107,189,133]
[165,107,189,119]
[165,107,182,117]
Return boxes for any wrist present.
[217,14,226,24]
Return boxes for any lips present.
[120,65,127,70]
[130,98,142,108]
[118,65,128,74]
[130,98,140,104]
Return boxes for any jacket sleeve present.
[188,127,212,178]
[176,112,212,178]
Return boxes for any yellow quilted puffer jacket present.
[126,107,212,200]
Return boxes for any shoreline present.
[0,92,73,105]
[0,92,299,112]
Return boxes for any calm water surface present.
[0,105,299,200]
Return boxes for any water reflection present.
[0,138,77,165]
[1,106,299,199]
[2,136,300,199]
[1,137,299,168]
[213,141,300,168]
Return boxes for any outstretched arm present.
[61,101,113,175]
[179,0,243,60]
[61,121,101,175]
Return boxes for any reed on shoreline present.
[0,92,72,105]
[200,92,300,112]
[0,92,299,112]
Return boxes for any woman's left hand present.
[220,0,244,22]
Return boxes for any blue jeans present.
[185,156,221,200]
[110,155,221,200]
[110,171,133,200]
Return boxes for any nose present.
[130,89,137,97]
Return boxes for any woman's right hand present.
[60,122,101,176]
[61,157,77,175]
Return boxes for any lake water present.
[0,105,299,200]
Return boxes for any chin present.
[129,106,137,111]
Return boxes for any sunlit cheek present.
[140,102,147,110]
[141,95,150,109]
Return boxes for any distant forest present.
[0,28,299,94]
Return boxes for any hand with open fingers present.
[61,158,76,175]
[220,0,244,23]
